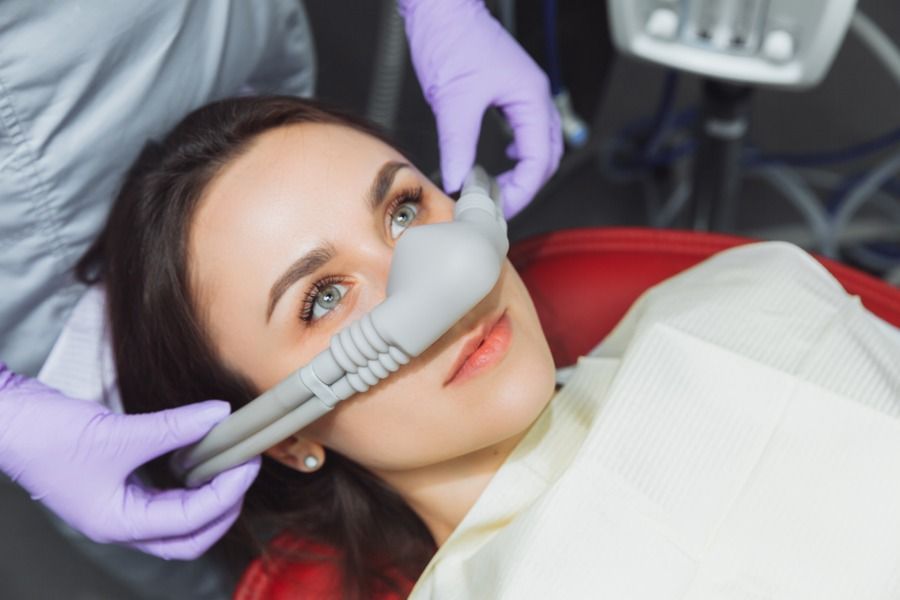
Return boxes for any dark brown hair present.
[76,96,435,598]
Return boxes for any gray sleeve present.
[245,0,317,97]
[0,1,316,375]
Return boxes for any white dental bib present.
[410,242,900,599]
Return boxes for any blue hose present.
[746,124,900,168]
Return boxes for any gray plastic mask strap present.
[299,366,340,408]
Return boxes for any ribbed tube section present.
[325,313,410,397]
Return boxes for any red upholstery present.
[234,227,900,597]
[510,228,900,367]
[234,535,413,600]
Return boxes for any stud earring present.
[303,455,320,471]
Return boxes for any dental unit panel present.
[608,0,857,88]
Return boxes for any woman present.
[78,96,900,599]
[77,95,557,598]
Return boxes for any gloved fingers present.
[122,400,232,463]
[0,363,31,391]
[129,498,243,561]
[122,457,260,540]
[505,141,520,162]
[496,94,561,218]
[435,96,487,195]
[507,111,563,179]
[0,364,64,399]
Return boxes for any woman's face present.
[189,123,555,475]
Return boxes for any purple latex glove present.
[0,363,260,560]
[399,0,564,219]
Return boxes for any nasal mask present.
[177,168,508,486]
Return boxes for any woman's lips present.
[444,311,512,386]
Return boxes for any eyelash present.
[385,186,424,225]
[298,186,425,323]
[299,274,344,323]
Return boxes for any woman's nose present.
[352,243,394,307]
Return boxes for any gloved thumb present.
[123,401,232,464]
[435,98,485,194]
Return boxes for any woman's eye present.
[311,282,348,321]
[390,202,419,239]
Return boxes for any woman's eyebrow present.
[369,160,410,211]
[266,243,335,322]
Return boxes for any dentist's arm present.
[399,0,563,219]
[0,363,259,560]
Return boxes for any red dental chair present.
[512,228,900,368]
[234,227,900,600]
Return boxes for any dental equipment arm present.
[178,168,508,487]
[398,0,563,219]
[0,364,260,559]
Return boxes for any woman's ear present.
[265,434,326,473]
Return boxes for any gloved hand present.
[0,363,260,560]
[399,0,563,219]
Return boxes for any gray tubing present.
[829,150,900,258]
[179,167,507,486]
[750,165,833,255]
[851,11,900,90]
[184,396,333,487]
[176,371,313,471]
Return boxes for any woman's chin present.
[467,324,556,434]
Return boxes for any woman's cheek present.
[309,380,433,470]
